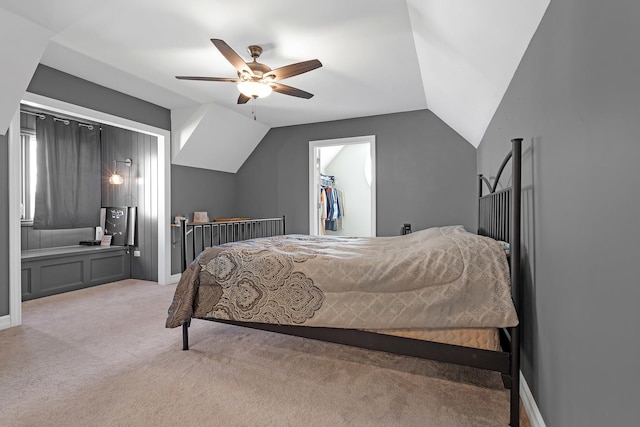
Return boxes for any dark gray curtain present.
[33,116,101,229]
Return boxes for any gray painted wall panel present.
[40,260,84,290]
[21,227,94,250]
[101,125,158,281]
[0,134,9,316]
[237,110,477,236]
[477,1,640,425]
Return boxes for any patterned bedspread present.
[166,226,518,329]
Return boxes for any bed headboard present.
[478,137,522,427]
[478,137,522,310]
[478,138,522,245]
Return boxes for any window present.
[21,132,37,221]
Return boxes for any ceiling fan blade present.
[266,59,322,81]
[211,38,252,75]
[237,93,251,104]
[271,83,314,99]
[175,76,240,82]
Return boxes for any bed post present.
[182,322,190,350]
[478,174,483,235]
[180,218,188,272]
[509,137,522,426]
[180,218,191,350]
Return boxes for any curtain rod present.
[21,110,45,120]
[20,109,100,131]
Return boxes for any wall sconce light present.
[109,158,132,185]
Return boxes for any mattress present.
[370,327,501,351]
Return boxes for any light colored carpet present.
[0,279,527,426]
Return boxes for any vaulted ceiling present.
[0,0,549,172]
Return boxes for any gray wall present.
[0,134,9,316]
[170,165,237,274]
[237,109,477,236]
[102,125,158,281]
[28,65,170,131]
[171,165,237,221]
[477,0,640,425]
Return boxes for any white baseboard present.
[521,371,546,427]
[167,273,182,285]
[0,315,11,331]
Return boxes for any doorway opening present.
[309,136,376,237]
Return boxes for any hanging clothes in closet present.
[319,174,345,233]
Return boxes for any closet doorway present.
[309,136,376,237]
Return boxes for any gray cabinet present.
[21,246,130,301]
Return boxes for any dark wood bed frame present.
[178,138,523,426]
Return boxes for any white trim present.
[521,371,546,427]
[8,111,22,327]
[308,143,318,234]
[308,135,376,236]
[168,273,182,284]
[17,93,173,289]
[0,315,10,330]
[370,138,377,236]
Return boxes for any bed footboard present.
[179,216,286,352]
[179,216,286,271]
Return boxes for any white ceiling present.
[0,0,549,171]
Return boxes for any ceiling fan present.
[176,39,322,105]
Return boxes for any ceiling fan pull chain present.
[252,98,257,120]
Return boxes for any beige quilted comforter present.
[166,226,518,330]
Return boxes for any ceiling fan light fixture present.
[237,81,272,98]
[178,39,321,103]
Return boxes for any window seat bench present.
[21,245,131,301]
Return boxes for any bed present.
[166,138,523,426]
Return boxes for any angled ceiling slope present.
[0,8,51,134]
[407,0,550,147]
[172,103,269,173]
